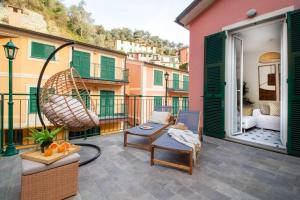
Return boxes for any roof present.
[0,23,127,56]
[175,0,215,29]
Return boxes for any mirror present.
[258,64,276,101]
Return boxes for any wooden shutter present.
[172,97,179,116]
[154,70,163,85]
[29,87,37,113]
[173,73,179,90]
[154,96,162,109]
[31,42,55,60]
[100,91,115,117]
[101,56,115,80]
[73,50,90,78]
[203,31,226,139]
[287,10,300,156]
[182,97,189,111]
[183,75,189,91]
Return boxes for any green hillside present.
[4,0,184,55]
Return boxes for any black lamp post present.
[3,40,19,156]
[164,72,169,106]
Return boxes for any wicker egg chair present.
[36,41,98,132]
[40,67,98,131]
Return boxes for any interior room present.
[231,20,285,149]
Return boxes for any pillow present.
[149,111,171,125]
[243,107,253,116]
[172,122,188,130]
[269,102,280,116]
[259,103,270,115]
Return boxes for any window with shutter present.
[172,97,179,116]
[154,96,162,110]
[100,91,115,117]
[29,87,37,113]
[72,50,90,78]
[31,41,56,60]
[182,97,189,111]
[173,73,179,90]
[154,70,163,86]
[203,31,226,139]
[101,56,115,80]
[287,10,300,157]
[183,75,189,91]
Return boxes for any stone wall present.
[0,4,48,33]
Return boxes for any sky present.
[62,0,193,45]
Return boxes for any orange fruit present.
[61,142,71,150]
[58,145,66,153]
[44,148,53,157]
[49,142,58,150]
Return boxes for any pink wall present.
[188,0,300,119]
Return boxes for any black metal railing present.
[0,93,189,148]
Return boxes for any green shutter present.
[73,50,90,78]
[154,96,162,109]
[287,10,300,156]
[183,75,189,91]
[29,87,37,113]
[182,97,189,111]
[172,97,179,116]
[173,73,179,90]
[203,31,226,139]
[31,42,55,60]
[154,70,163,86]
[101,56,115,80]
[100,91,115,117]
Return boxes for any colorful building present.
[176,0,300,156]
[0,23,128,145]
[115,39,157,54]
[126,60,189,124]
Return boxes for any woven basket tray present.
[20,145,80,165]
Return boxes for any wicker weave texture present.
[21,162,79,200]
[40,68,97,131]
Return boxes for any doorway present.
[227,19,287,149]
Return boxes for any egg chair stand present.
[36,41,101,167]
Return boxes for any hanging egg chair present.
[36,41,101,167]
[40,67,98,131]
[36,41,98,132]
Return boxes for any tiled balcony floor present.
[1,133,300,200]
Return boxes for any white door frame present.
[224,18,288,148]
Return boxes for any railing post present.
[133,96,136,126]
[0,94,4,153]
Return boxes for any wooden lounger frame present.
[124,123,169,151]
[150,112,202,175]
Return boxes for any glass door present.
[232,36,243,135]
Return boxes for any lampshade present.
[258,52,280,63]
[164,72,169,80]
[3,40,19,60]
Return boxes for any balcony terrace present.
[167,80,189,94]
[76,63,129,85]
[1,134,300,200]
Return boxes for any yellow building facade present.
[0,24,128,147]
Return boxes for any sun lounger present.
[123,106,172,151]
[150,111,201,175]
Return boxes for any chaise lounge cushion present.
[22,153,80,176]
[149,111,171,125]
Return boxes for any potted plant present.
[27,127,63,153]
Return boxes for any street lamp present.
[3,40,19,156]
[164,72,169,106]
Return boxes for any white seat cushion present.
[242,116,257,129]
[149,111,171,125]
[22,153,80,176]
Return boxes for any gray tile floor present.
[1,133,300,200]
